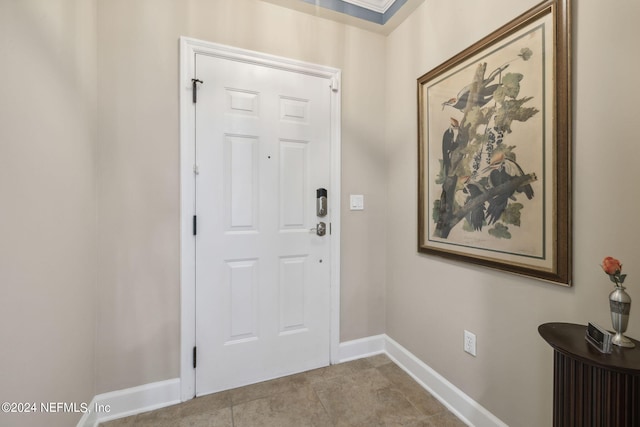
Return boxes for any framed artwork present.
[417,0,572,285]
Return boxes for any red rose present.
[602,256,622,275]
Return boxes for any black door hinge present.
[192,78,203,103]
[193,215,197,236]
[192,346,197,369]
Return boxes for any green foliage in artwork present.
[456,142,483,177]
[466,105,495,138]
[519,48,533,61]
[474,131,489,147]
[435,159,445,184]
[488,222,512,239]
[493,73,523,102]
[432,199,441,223]
[494,96,539,134]
[480,71,538,136]
[502,202,524,226]
[462,217,486,232]
[461,138,483,154]
[497,145,517,161]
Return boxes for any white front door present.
[192,51,335,395]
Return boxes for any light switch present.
[350,194,364,211]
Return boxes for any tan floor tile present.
[366,353,393,367]
[178,390,232,415]
[376,362,448,416]
[129,404,184,427]
[233,385,331,427]
[101,403,183,427]
[99,415,137,426]
[424,410,469,427]
[176,407,233,427]
[99,358,467,427]
[304,358,375,383]
[314,367,425,426]
[229,372,309,405]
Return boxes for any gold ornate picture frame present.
[417,0,572,285]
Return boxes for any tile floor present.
[100,354,467,426]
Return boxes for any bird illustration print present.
[483,151,535,225]
[432,48,539,240]
[441,64,509,111]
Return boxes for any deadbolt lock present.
[316,188,327,217]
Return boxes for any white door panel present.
[194,53,332,395]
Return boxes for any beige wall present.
[0,1,97,426]
[385,0,640,425]
[96,0,388,393]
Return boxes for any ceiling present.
[299,0,407,24]
[260,0,424,34]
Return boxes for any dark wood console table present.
[539,322,640,426]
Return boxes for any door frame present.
[179,37,341,401]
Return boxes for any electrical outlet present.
[464,330,477,356]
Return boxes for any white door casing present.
[179,37,341,400]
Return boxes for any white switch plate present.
[350,194,364,210]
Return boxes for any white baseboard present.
[76,378,181,427]
[79,335,505,427]
[340,334,507,427]
[337,333,386,362]
[383,335,508,427]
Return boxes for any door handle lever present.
[310,222,327,236]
